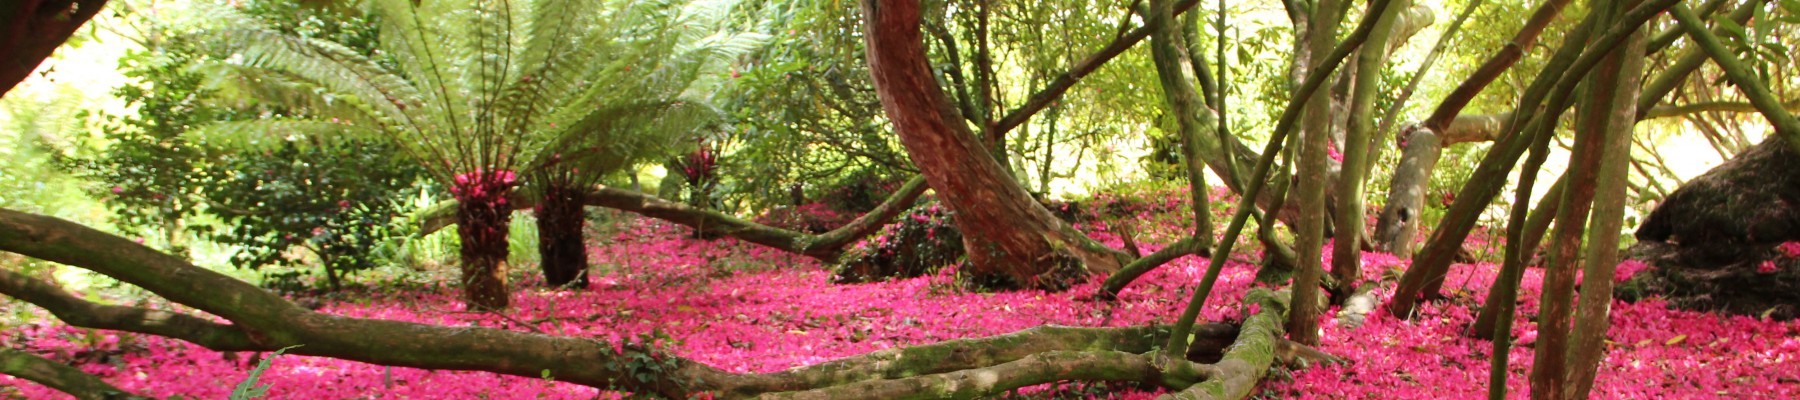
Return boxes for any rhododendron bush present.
[4,202,1798,398]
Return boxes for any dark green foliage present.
[715,1,910,212]
[834,200,964,284]
[818,168,906,214]
[752,203,849,234]
[203,139,423,291]
[833,198,1096,291]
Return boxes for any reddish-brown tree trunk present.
[861,0,1122,290]
[455,176,514,310]
[1,0,109,97]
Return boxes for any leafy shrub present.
[68,46,230,255]
[834,200,964,283]
[203,138,424,291]
[818,168,904,214]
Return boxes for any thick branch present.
[1420,0,1573,132]
[0,0,110,97]
[0,347,143,400]
[1161,288,1289,399]
[1099,236,1210,299]
[0,268,259,350]
[586,177,928,261]
[763,350,1165,400]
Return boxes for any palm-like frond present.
[190,4,429,135]
[187,119,387,150]
[190,0,767,183]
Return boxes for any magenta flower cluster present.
[449,169,519,204]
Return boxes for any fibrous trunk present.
[536,183,589,289]
[453,171,515,310]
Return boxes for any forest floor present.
[3,190,1798,399]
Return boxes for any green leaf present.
[229,345,302,400]
[1712,14,1750,43]
[1783,0,1800,15]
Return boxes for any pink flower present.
[1614,260,1650,283]
[1778,241,1800,258]
[338,200,351,209]
[111,186,123,194]
[1758,260,1779,274]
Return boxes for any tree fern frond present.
[528,98,724,175]
[187,119,387,150]
[191,24,430,135]
[192,63,391,129]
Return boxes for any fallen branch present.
[413,176,930,262]
[0,347,143,400]
[3,206,1321,399]
[1163,288,1290,399]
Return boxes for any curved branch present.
[1162,289,1288,399]
[1098,236,1210,299]
[1419,0,1574,132]
[0,347,143,400]
[990,0,1202,137]
[0,268,260,351]
[586,176,929,261]
[0,207,710,398]
[414,176,930,262]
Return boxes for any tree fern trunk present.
[455,178,513,310]
[536,183,589,289]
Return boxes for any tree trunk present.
[1330,0,1411,300]
[453,174,514,310]
[1288,0,1345,347]
[0,0,110,97]
[1369,0,1571,255]
[536,183,589,289]
[1530,0,1644,391]
[1563,8,1646,396]
[861,0,1124,290]
[1371,126,1440,257]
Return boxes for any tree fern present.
[185,0,766,306]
